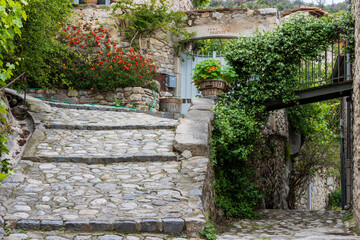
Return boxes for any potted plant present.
[192,59,237,96]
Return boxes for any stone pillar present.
[352,0,360,229]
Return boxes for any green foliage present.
[0,0,26,182]
[9,0,73,88]
[192,59,238,86]
[212,12,353,217]
[193,0,210,9]
[0,98,13,182]
[328,187,341,209]
[286,100,341,208]
[208,0,348,13]
[211,98,264,218]
[54,22,158,90]
[56,23,158,90]
[200,221,217,240]
[113,0,194,53]
[194,39,229,55]
[226,13,345,104]
[343,212,353,222]
[0,0,27,84]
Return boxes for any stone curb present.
[14,218,189,234]
[174,97,214,157]
[44,124,175,130]
[45,101,182,120]
[23,154,178,163]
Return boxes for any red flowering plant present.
[56,22,159,90]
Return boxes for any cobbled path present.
[27,129,175,158]
[0,103,208,239]
[218,209,360,240]
[36,107,177,130]
[2,160,203,222]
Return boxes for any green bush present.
[211,98,264,219]
[328,188,341,209]
[56,22,159,91]
[8,0,73,89]
[211,12,354,218]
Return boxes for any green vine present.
[112,0,194,54]
[211,12,354,218]
[0,0,27,182]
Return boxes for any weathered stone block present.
[162,218,185,233]
[174,118,209,156]
[185,110,214,123]
[95,94,105,100]
[140,219,157,232]
[133,87,144,94]
[113,221,137,232]
[40,220,63,230]
[67,90,77,97]
[105,93,116,102]
[259,8,277,15]
[65,221,90,231]
[129,94,142,102]
[185,218,205,238]
[17,220,40,230]
[90,221,113,231]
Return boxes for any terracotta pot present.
[198,79,231,96]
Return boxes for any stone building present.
[352,0,360,229]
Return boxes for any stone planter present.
[198,79,231,96]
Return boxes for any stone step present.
[43,124,175,130]
[34,106,177,130]
[23,155,178,164]
[23,129,177,164]
[44,102,181,120]
[5,231,188,240]
[1,158,208,236]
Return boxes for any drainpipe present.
[344,96,352,210]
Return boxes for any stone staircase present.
[0,96,214,239]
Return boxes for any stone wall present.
[26,87,159,111]
[185,8,280,40]
[255,109,291,209]
[174,98,217,224]
[352,0,360,229]
[295,171,338,210]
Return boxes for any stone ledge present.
[12,218,199,235]
[174,98,214,157]
[44,124,176,130]
[45,101,182,120]
[22,154,179,164]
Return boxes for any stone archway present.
[184,8,280,40]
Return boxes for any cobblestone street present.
[219,209,360,240]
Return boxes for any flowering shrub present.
[192,59,238,87]
[56,22,159,90]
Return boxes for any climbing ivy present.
[211,12,354,218]
[0,0,27,181]
[113,0,194,53]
